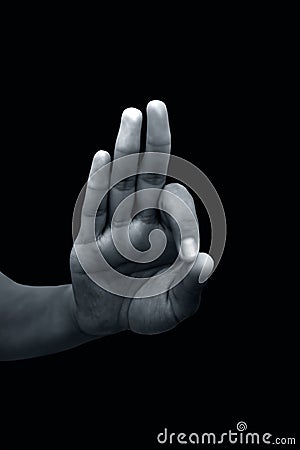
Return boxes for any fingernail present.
[181,238,198,261]
[198,254,214,283]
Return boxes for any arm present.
[0,100,214,361]
[0,272,93,360]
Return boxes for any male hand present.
[70,101,214,337]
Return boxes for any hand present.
[70,101,214,337]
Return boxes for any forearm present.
[0,273,94,360]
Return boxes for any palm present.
[70,101,213,337]
[71,217,177,334]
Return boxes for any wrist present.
[66,284,97,342]
[118,298,132,332]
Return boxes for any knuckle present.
[88,180,107,191]
[139,173,165,185]
[115,175,136,191]
[115,145,131,155]
[115,145,139,156]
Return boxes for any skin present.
[0,100,213,361]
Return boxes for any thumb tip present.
[198,253,214,284]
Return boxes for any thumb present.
[170,252,214,321]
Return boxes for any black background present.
[0,8,297,449]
